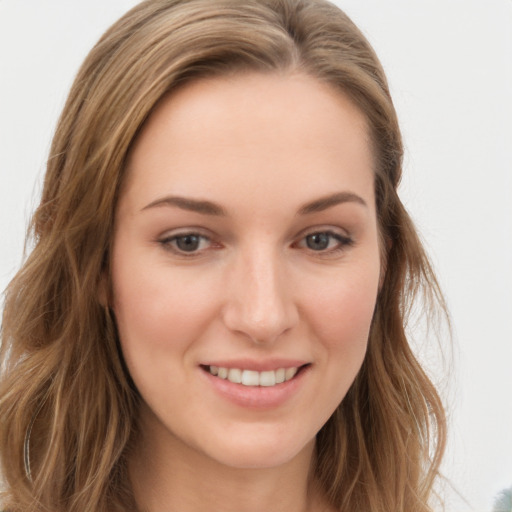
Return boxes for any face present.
[111,72,381,470]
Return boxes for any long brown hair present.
[0,1,447,510]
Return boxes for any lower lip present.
[200,366,310,409]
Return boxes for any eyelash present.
[294,230,354,255]
[158,230,353,257]
[158,232,215,256]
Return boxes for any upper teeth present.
[208,366,298,387]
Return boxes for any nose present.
[221,247,299,345]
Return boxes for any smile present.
[205,365,301,387]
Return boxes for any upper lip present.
[199,358,310,372]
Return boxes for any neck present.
[129,412,329,512]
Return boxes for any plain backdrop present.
[1,1,511,511]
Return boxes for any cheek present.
[111,253,219,361]
[297,262,380,425]
[111,263,223,417]
[304,264,379,355]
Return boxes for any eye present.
[297,230,353,253]
[159,232,213,254]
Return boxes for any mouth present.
[200,364,310,388]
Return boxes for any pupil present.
[177,235,200,252]
[307,233,329,250]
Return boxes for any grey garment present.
[492,486,512,512]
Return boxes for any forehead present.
[121,72,375,215]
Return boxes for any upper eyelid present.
[164,233,210,242]
[295,225,352,240]
[158,226,213,240]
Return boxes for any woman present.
[0,0,447,511]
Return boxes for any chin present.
[193,428,317,470]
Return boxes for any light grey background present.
[1,2,511,510]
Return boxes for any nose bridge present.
[222,243,297,344]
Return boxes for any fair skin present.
[110,72,381,512]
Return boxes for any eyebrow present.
[141,196,227,216]
[141,190,367,216]
[297,191,367,214]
